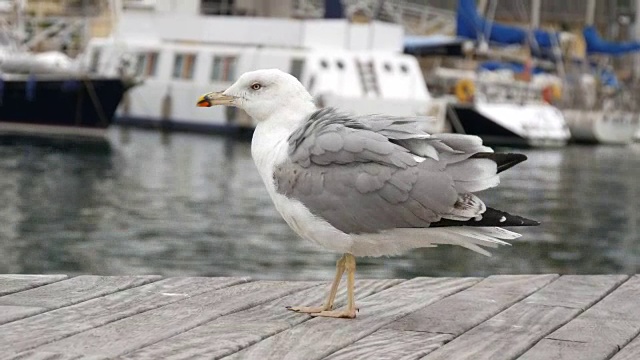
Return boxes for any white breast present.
[251,122,353,254]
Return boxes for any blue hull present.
[0,76,127,130]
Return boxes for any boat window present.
[201,0,235,15]
[89,48,101,73]
[173,53,197,80]
[400,64,409,73]
[135,52,159,77]
[384,63,392,72]
[320,60,329,69]
[211,55,237,81]
[290,58,305,80]
[336,60,344,70]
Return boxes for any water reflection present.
[0,129,639,279]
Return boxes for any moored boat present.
[85,0,448,136]
[0,73,128,138]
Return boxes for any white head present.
[197,69,315,123]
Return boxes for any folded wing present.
[274,108,536,237]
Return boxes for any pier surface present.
[1,274,639,359]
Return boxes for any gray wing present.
[273,108,492,234]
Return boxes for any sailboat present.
[407,0,571,147]
[559,0,640,145]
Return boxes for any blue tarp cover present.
[583,26,640,56]
[456,0,559,48]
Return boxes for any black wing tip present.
[430,207,540,228]
[484,207,540,227]
[512,217,540,226]
[471,152,528,173]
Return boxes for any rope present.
[83,76,110,127]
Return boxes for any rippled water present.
[1,128,639,280]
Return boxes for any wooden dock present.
[1,274,640,359]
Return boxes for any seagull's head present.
[197,69,315,123]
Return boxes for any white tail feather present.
[455,175,500,193]
[447,159,497,181]
[349,226,519,257]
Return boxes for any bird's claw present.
[286,305,329,314]
[309,309,357,319]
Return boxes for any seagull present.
[197,69,538,319]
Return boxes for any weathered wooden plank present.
[0,306,44,325]
[0,275,161,325]
[0,278,247,353]
[0,275,161,309]
[520,275,640,360]
[325,329,452,360]
[521,339,618,360]
[612,332,640,360]
[6,350,107,360]
[323,275,557,360]
[30,280,318,358]
[0,277,248,354]
[121,279,403,359]
[0,275,72,325]
[0,275,68,296]
[387,274,558,335]
[422,274,628,360]
[521,274,629,310]
[226,277,480,360]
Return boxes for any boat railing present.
[426,73,549,106]
[474,81,544,105]
[559,82,640,112]
[289,0,456,34]
[342,0,456,35]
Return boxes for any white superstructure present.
[85,0,446,133]
[429,67,571,147]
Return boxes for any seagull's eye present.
[251,83,262,90]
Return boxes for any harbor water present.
[1,128,639,280]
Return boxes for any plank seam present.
[511,275,635,359]
[0,276,167,327]
[145,280,410,359]
[318,278,480,360]
[572,274,632,312]
[545,337,589,344]
[614,331,640,359]
[114,280,319,358]
[175,279,414,359]
[0,274,70,297]
[424,275,562,346]
[13,277,252,353]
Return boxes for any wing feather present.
[276,108,533,235]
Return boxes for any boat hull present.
[114,115,255,139]
[448,103,570,148]
[0,76,127,137]
[564,109,640,145]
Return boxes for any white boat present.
[85,0,447,135]
[563,110,639,145]
[0,3,131,139]
[426,67,571,147]
[559,64,640,145]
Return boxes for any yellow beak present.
[196,92,235,107]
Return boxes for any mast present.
[531,0,540,29]
[14,0,26,50]
[586,0,596,26]
[111,0,123,40]
[635,0,640,81]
